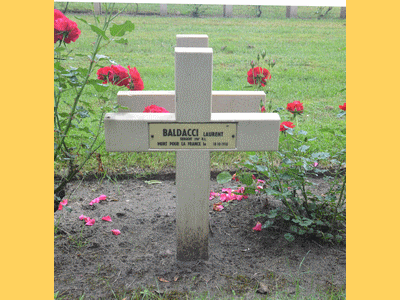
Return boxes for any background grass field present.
[54,3,346,176]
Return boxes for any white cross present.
[104,34,280,261]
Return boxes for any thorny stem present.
[55,112,105,194]
[54,3,126,163]
[331,175,346,225]
[267,152,299,219]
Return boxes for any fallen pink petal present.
[89,198,100,205]
[253,222,262,231]
[221,188,232,194]
[234,187,245,194]
[257,179,266,184]
[58,203,63,211]
[102,216,112,222]
[60,199,68,206]
[79,214,88,221]
[98,194,107,201]
[220,193,228,202]
[85,218,95,226]
[112,229,121,236]
[236,195,243,201]
[209,191,220,200]
[313,162,319,167]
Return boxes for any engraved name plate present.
[149,123,237,149]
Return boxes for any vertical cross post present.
[175,46,213,260]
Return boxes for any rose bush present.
[216,101,346,243]
[246,50,276,112]
[54,4,136,202]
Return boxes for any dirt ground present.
[54,171,346,299]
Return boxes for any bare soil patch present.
[54,173,345,299]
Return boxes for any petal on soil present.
[112,229,121,235]
[252,222,262,231]
[79,214,88,220]
[213,202,224,211]
[98,194,107,201]
[85,218,95,226]
[102,216,112,222]
[89,198,100,205]
[60,199,68,206]
[158,277,169,283]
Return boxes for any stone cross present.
[104,34,280,261]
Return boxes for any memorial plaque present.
[149,123,237,149]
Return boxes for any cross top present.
[104,34,280,261]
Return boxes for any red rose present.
[286,101,304,114]
[280,121,295,132]
[127,66,144,91]
[247,67,271,87]
[54,9,81,44]
[110,65,130,87]
[339,103,346,111]
[97,66,113,84]
[54,9,65,21]
[143,105,169,113]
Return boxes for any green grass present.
[55,3,344,20]
[54,4,346,176]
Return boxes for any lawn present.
[54,3,346,177]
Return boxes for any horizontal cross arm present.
[104,112,280,152]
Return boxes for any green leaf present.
[262,220,274,228]
[95,54,110,61]
[335,235,343,243]
[114,38,128,44]
[311,152,330,160]
[298,145,310,153]
[299,218,313,227]
[216,171,232,184]
[88,79,109,92]
[337,111,346,118]
[268,209,278,218]
[74,16,89,24]
[290,225,298,233]
[298,130,308,135]
[254,213,266,218]
[285,128,295,135]
[255,165,268,172]
[284,233,295,242]
[90,25,109,40]
[248,154,259,163]
[298,228,307,235]
[110,20,135,37]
